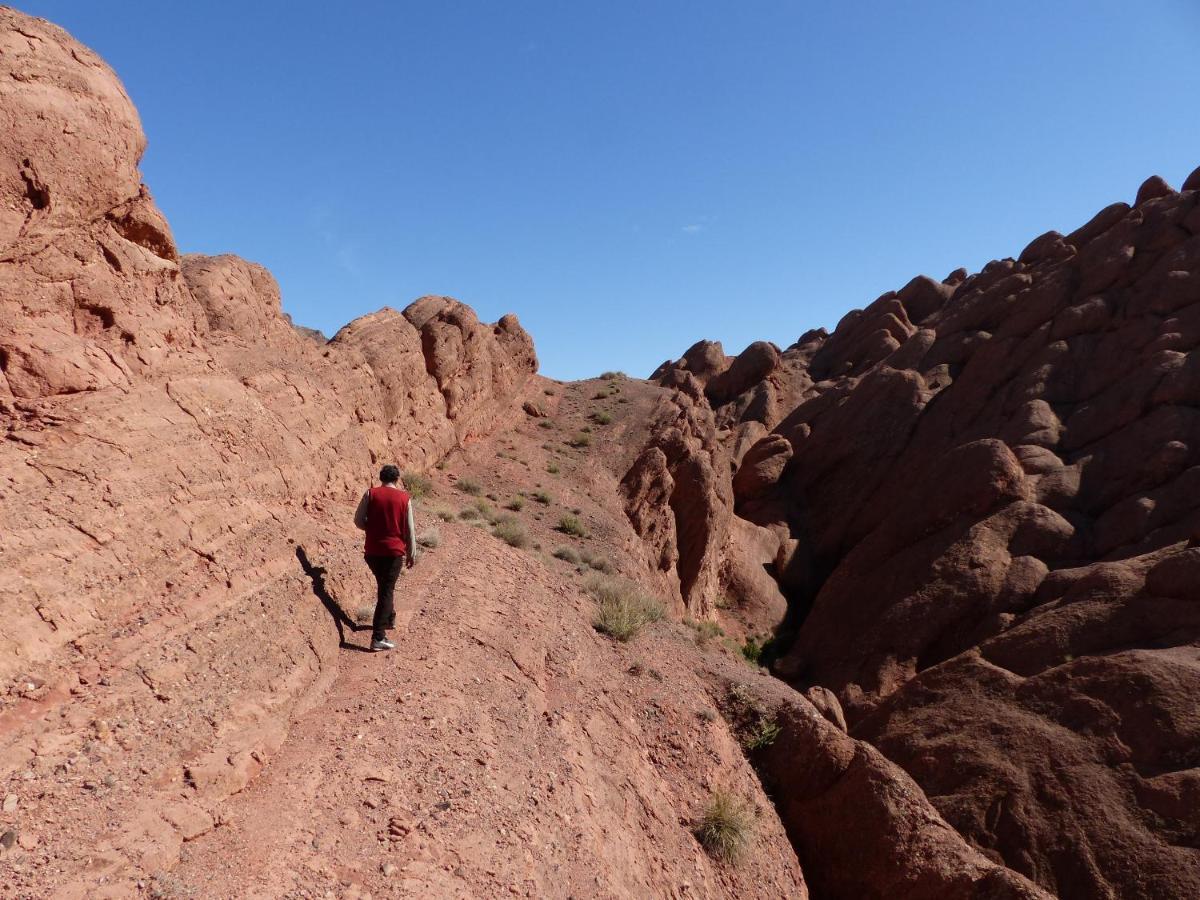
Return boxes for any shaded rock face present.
[646,171,1200,898]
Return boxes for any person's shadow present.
[295,546,372,652]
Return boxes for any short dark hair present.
[379,465,401,484]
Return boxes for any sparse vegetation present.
[577,548,611,573]
[586,574,664,642]
[538,419,554,429]
[432,506,456,522]
[458,507,482,521]
[473,498,500,524]
[456,477,482,496]
[552,546,582,564]
[546,462,560,475]
[416,527,441,549]
[492,519,530,549]
[743,717,782,750]
[687,618,724,645]
[725,683,783,751]
[696,789,755,864]
[532,490,552,505]
[591,390,609,400]
[591,410,613,425]
[568,433,591,448]
[741,636,767,665]
[557,514,587,537]
[506,496,525,512]
[402,471,432,498]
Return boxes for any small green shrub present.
[568,433,591,448]
[456,478,482,496]
[458,507,482,521]
[592,390,609,400]
[591,411,613,425]
[492,519,530,549]
[432,506,456,522]
[552,546,581,565]
[743,717,782,750]
[532,490,552,505]
[696,789,754,864]
[557,514,587,537]
[538,419,554,429]
[402,472,432,498]
[506,496,525,512]
[546,462,560,475]
[416,527,441,549]
[741,638,763,665]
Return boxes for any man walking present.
[353,465,417,651]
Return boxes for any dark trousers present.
[364,554,404,641]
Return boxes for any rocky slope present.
[0,8,1042,897]
[643,171,1200,897]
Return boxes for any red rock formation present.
[0,11,537,887]
[645,170,1200,897]
[4,6,1199,898]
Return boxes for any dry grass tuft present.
[402,472,432,498]
[585,574,663,642]
[416,527,441,549]
[578,548,612,573]
[696,788,755,864]
[492,519,530,549]
[552,546,581,564]
[456,478,482,495]
[557,514,587,537]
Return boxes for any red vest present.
[364,486,410,556]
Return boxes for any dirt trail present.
[163,521,805,899]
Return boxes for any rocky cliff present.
[643,169,1200,898]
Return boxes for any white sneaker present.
[371,638,395,652]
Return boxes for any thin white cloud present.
[681,224,704,234]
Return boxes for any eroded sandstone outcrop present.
[0,10,536,888]
[644,169,1200,898]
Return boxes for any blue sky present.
[20,1,1200,379]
